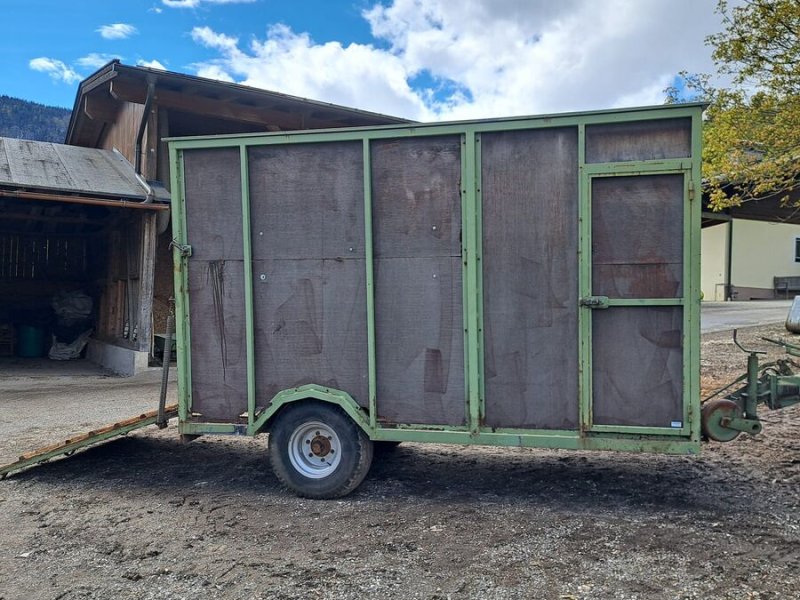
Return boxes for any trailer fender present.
[251,384,372,437]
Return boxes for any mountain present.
[0,96,71,143]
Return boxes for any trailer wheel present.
[268,401,373,499]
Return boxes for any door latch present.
[579,295,609,309]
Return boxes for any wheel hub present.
[287,421,342,479]
[310,435,332,457]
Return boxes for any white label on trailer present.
[670,421,683,428]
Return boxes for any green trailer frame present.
[168,102,704,456]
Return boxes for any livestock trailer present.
[167,103,705,498]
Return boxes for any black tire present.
[268,401,373,499]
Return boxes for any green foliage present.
[670,0,800,209]
[0,95,71,143]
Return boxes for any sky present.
[1,0,730,121]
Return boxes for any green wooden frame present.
[169,103,704,455]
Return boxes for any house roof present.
[0,137,169,207]
[66,61,411,147]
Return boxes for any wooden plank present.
[592,307,683,427]
[136,212,157,352]
[481,127,580,430]
[591,174,684,298]
[1,404,178,478]
[585,117,691,163]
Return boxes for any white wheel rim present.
[287,420,342,479]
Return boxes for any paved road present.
[701,300,793,333]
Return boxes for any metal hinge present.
[688,179,695,202]
[579,295,609,309]
[170,240,192,258]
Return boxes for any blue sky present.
[1,0,726,120]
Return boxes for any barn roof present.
[66,61,411,147]
[0,137,169,207]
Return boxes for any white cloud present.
[97,23,138,40]
[29,57,82,84]
[188,0,728,121]
[76,53,121,69]
[163,0,255,8]
[137,59,167,70]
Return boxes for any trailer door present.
[584,169,692,436]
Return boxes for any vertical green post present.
[240,145,257,426]
[688,109,704,441]
[463,130,482,432]
[577,123,592,434]
[169,145,191,423]
[363,138,378,429]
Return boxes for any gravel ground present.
[0,326,798,600]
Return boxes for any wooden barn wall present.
[247,142,369,408]
[98,101,144,166]
[371,136,465,426]
[480,127,580,429]
[183,148,248,421]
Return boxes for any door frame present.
[578,154,700,439]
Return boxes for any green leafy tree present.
[669,0,800,208]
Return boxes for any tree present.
[670,0,800,208]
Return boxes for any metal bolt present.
[433,274,438,279]
[259,231,264,236]
[349,247,354,252]
[259,274,267,281]
[432,225,437,231]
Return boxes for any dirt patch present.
[0,325,799,600]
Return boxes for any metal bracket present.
[579,295,609,309]
[170,240,192,258]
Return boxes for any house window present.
[795,237,800,263]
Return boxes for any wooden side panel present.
[183,148,247,420]
[98,101,144,165]
[249,143,365,260]
[592,175,684,298]
[186,260,249,420]
[247,143,369,407]
[372,137,465,425]
[481,128,580,430]
[585,118,692,163]
[592,307,683,427]
[250,259,369,407]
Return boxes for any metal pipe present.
[725,219,734,301]
[134,79,156,202]
[0,189,168,210]
[157,305,174,429]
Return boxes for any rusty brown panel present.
[187,259,248,421]
[251,258,369,408]
[182,148,243,261]
[592,174,684,298]
[374,256,465,425]
[248,142,364,260]
[592,306,683,427]
[480,127,580,430]
[585,118,692,163]
[371,136,462,259]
